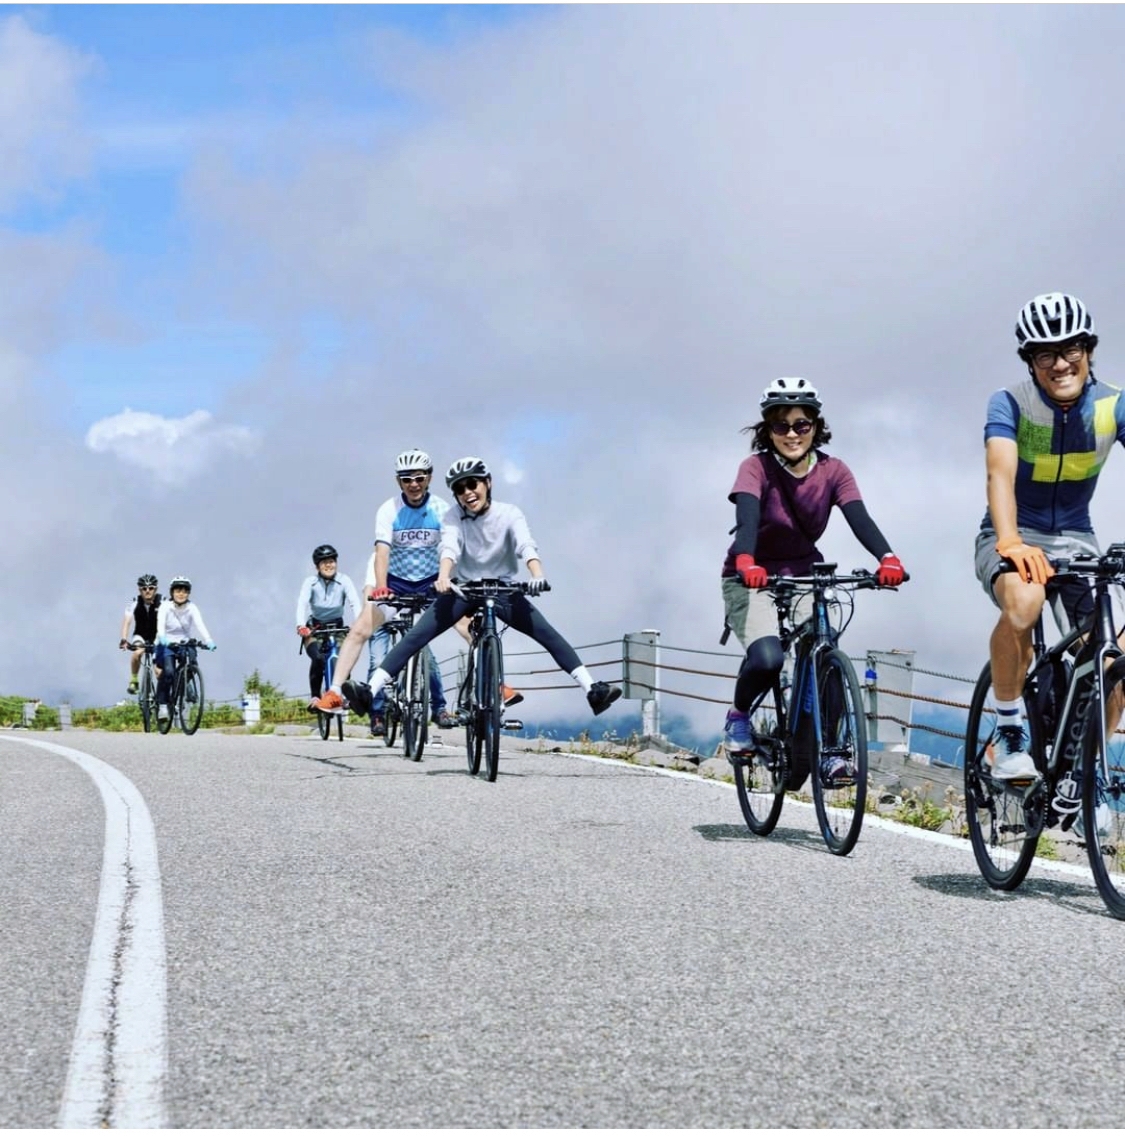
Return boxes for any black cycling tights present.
[734,635,785,713]
[378,591,582,680]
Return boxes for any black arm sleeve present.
[730,493,761,558]
[840,499,892,561]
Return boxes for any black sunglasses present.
[453,477,483,495]
[769,419,815,437]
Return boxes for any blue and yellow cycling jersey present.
[981,376,1125,534]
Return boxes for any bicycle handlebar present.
[765,565,910,593]
[450,579,550,598]
[305,626,350,639]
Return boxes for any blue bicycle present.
[731,564,899,855]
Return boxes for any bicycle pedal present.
[502,719,523,731]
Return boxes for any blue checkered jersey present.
[371,493,450,582]
[981,376,1125,534]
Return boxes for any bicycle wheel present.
[179,663,205,735]
[157,665,175,735]
[479,635,504,782]
[963,662,1041,889]
[732,694,787,836]
[403,653,429,762]
[810,648,868,856]
[384,691,401,748]
[139,661,156,733]
[1083,660,1125,918]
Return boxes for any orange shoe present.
[313,689,346,714]
[501,684,524,708]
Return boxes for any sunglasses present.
[769,418,815,437]
[398,474,429,485]
[453,477,483,495]
[140,585,157,591]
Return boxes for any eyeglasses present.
[398,474,429,485]
[453,477,483,495]
[140,585,157,591]
[769,419,815,437]
[1030,343,1087,369]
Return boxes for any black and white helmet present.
[760,377,822,413]
[137,573,158,589]
[1016,293,1097,354]
[312,544,338,565]
[169,575,192,592]
[445,456,491,488]
[395,449,433,474]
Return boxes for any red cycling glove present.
[735,554,769,589]
[369,586,393,602]
[876,554,905,587]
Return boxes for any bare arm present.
[985,437,1021,546]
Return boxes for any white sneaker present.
[157,704,170,720]
[990,724,1038,781]
[1074,802,1112,841]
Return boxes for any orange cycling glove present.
[995,537,1054,585]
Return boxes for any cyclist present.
[332,456,622,720]
[295,544,363,711]
[155,575,216,721]
[975,291,1125,784]
[721,378,905,780]
[119,574,161,694]
[360,449,460,735]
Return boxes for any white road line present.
[9,738,168,1128]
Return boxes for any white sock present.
[571,665,594,693]
[995,698,1023,724]
[369,668,391,693]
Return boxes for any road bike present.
[130,640,159,732]
[964,546,1125,918]
[157,639,209,736]
[731,564,901,856]
[376,594,435,761]
[452,580,536,782]
[306,626,349,741]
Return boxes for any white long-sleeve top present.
[439,500,540,582]
[156,599,214,645]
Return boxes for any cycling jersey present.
[295,573,362,627]
[982,375,1125,534]
[721,451,863,577]
[367,492,450,586]
[440,501,539,582]
[156,600,214,644]
[123,595,162,643]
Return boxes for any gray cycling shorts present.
[974,527,1101,634]
[722,576,813,651]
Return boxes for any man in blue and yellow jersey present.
[974,292,1125,782]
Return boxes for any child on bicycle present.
[295,543,363,711]
[156,575,216,721]
[721,379,906,777]
[334,456,622,720]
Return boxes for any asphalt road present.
[4,727,1123,1128]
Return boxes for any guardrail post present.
[241,692,261,727]
[22,700,39,728]
[623,629,662,739]
[58,702,72,730]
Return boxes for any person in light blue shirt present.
[295,543,362,708]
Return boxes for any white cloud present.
[85,408,260,482]
[0,14,97,209]
[500,460,524,486]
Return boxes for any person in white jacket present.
[317,456,621,719]
[156,575,215,720]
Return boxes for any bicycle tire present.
[316,709,331,740]
[157,664,175,735]
[732,684,787,836]
[464,651,482,775]
[139,659,156,733]
[403,652,429,762]
[810,648,868,856]
[384,690,401,748]
[179,663,205,735]
[963,662,1041,890]
[1083,660,1125,919]
[480,635,503,782]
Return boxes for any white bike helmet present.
[169,575,192,592]
[395,449,433,474]
[445,456,491,488]
[1015,293,1097,355]
[760,377,822,413]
